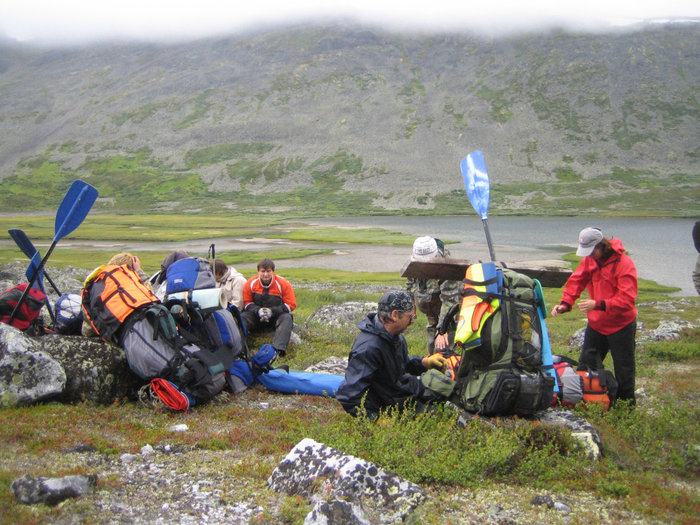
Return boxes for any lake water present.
[291,216,699,296]
[41,215,698,296]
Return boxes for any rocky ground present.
[2,262,696,524]
[6,390,661,525]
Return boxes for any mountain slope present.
[0,23,698,216]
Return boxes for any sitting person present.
[240,258,296,356]
[336,291,447,421]
[210,258,246,310]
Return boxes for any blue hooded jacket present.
[336,312,427,420]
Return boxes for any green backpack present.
[452,266,555,417]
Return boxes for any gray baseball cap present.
[576,227,603,256]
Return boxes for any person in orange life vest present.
[240,258,296,356]
[551,227,638,404]
[81,252,152,337]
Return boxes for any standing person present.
[405,236,462,353]
[210,258,246,310]
[692,221,700,295]
[551,227,638,405]
[336,291,447,421]
[240,258,296,356]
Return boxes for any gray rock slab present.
[269,438,426,524]
[11,474,97,506]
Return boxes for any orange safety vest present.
[454,262,500,349]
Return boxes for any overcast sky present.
[1,0,699,45]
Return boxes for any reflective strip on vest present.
[454,262,500,348]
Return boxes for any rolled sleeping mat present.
[166,287,226,309]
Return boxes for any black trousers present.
[581,320,637,404]
[240,311,293,353]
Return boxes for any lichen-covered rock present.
[637,319,695,342]
[37,333,141,404]
[305,302,376,331]
[537,408,604,459]
[268,438,426,524]
[305,356,348,376]
[11,474,97,506]
[0,323,66,407]
[304,500,370,525]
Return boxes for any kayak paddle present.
[25,251,56,323]
[8,228,63,296]
[8,180,98,324]
[460,150,496,262]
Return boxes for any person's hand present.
[422,354,447,372]
[577,300,596,313]
[551,304,567,317]
[434,333,449,350]
[258,307,272,321]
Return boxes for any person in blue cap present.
[336,290,447,421]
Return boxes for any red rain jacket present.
[560,238,637,335]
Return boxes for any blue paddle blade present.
[9,229,38,259]
[460,150,490,220]
[26,252,45,291]
[54,180,98,242]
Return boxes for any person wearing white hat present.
[551,227,638,405]
[405,236,461,354]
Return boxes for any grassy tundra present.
[0,214,697,524]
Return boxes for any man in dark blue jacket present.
[336,291,447,420]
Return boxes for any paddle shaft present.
[8,241,58,323]
[482,218,496,262]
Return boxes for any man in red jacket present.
[241,258,297,357]
[551,227,638,405]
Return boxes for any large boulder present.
[0,323,66,407]
[36,334,141,404]
[0,323,141,407]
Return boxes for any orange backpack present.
[82,264,159,343]
[552,355,618,411]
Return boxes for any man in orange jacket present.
[552,227,638,405]
[241,258,296,356]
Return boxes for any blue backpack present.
[165,257,216,294]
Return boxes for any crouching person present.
[336,291,447,421]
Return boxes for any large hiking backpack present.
[120,303,229,404]
[165,257,216,294]
[165,298,245,359]
[0,283,46,333]
[451,263,555,417]
[82,264,160,344]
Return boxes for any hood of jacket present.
[610,238,626,255]
[357,312,397,345]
